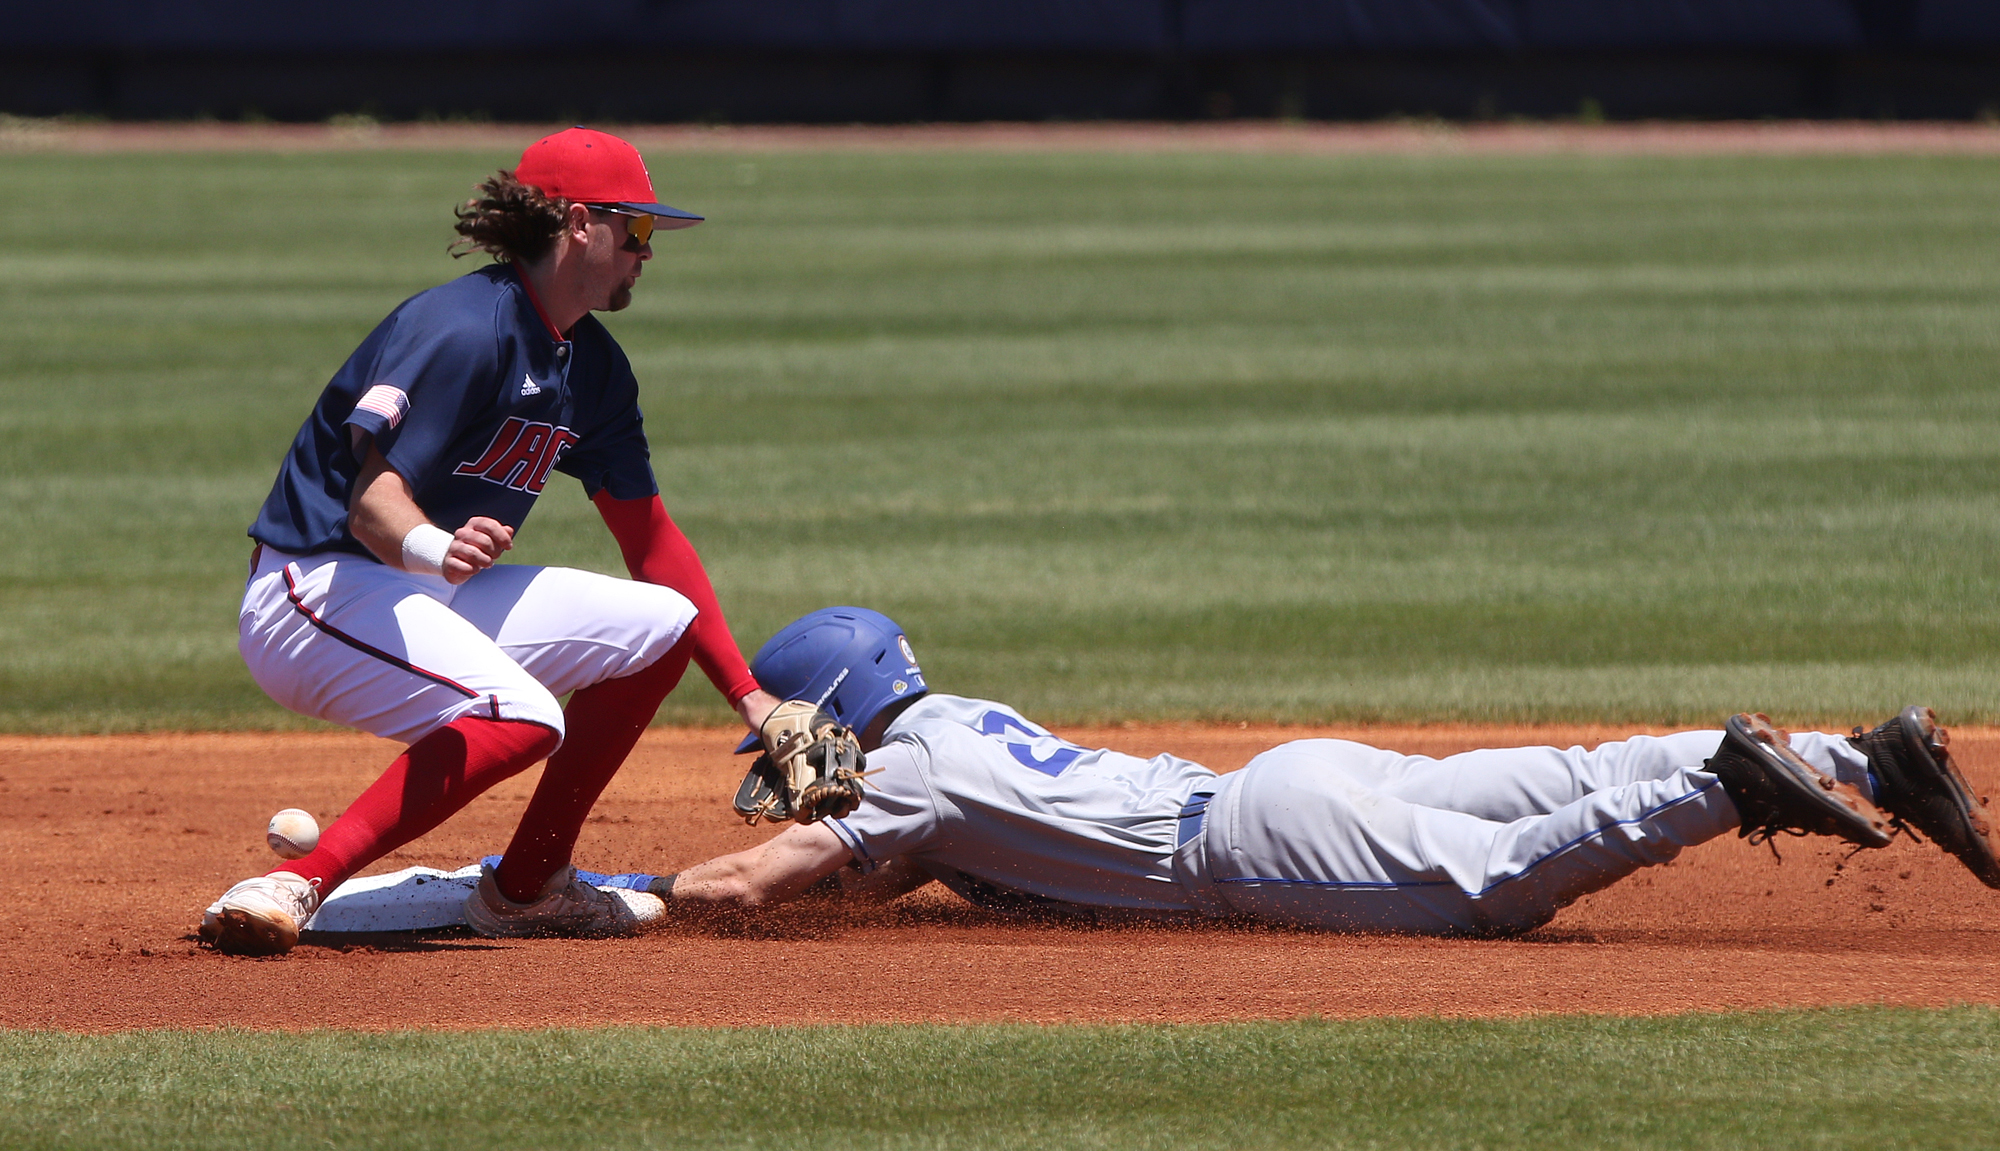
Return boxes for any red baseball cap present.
[514,127,703,229]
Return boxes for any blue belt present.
[1177,792,1214,847]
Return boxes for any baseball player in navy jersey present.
[652,609,2000,933]
[199,128,788,956]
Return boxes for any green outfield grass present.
[3,145,1998,730]
[2,1007,1995,1149]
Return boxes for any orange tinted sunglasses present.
[588,206,654,252]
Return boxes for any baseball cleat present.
[1848,706,2000,888]
[198,871,321,956]
[1706,713,1892,850]
[462,864,664,939]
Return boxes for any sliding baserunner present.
[655,608,2000,933]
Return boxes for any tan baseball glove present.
[732,699,868,826]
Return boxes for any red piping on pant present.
[280,565,480,700]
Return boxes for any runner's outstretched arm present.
[664,821,852,910]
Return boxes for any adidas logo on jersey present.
[520,374,542,396]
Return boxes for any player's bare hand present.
[443,517,514,584]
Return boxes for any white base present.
[304,864,668,934]
[304,865,483,932]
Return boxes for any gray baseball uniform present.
[826,694,1216,912]
[826,694,1878,934]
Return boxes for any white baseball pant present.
[239,546,697,746]
[1174,731,1873,935]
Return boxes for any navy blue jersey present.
[249,265,657,557]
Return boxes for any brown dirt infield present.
[4,724,1998,1032]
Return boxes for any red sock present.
[272,716,559,894]
[493,632,695,902]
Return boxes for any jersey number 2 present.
[977,712,1083,777]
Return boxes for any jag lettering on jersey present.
[452,417,579,494]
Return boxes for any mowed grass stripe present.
[3,1008,1996,1150]
[3,149,1998,730]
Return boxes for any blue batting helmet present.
[734,607,928,753]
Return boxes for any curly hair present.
[452,170,571,263]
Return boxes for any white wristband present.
[400,524,453,577]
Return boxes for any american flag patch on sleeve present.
[353,384,410,428]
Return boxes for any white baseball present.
[266,808,320,859]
